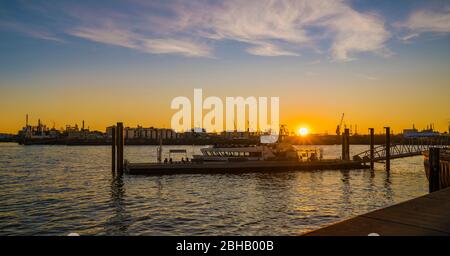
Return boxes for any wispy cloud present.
[322,5,390,61]
[400,7,450,33]
[0,21,65,43]
[246,42,299,57]
[166,0,390,60]
[399,33,420,43]
[2,0,392,60]
[69,24,136,49]
[69,24,211,57]
[140,38,211,57]
[397,6,450,41]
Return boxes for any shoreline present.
[2,134,449,146]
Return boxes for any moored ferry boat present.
[193,142,323,162]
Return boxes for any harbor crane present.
[336,113,345,135]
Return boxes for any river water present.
[0,143,428,235]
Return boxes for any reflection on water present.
[107,175,129,235]
[0,143,428,235]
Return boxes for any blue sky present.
[0,0,449,83]
[0,0,449,133]
[1,0,449,62]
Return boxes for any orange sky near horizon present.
[1,0,450,136]
[1,66,449,135]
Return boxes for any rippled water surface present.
[0,143,428,235]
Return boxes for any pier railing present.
[353,137,449,162]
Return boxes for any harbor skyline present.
[4,113,450,136]
[1,0,450,133]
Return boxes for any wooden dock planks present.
[304,187,450,236]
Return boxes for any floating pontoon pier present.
[112,122,447,176]
[124,159,368,175]
[111,121,369,175]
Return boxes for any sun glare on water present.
[298,127,309,136]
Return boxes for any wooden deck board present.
[304,187,450,236]
[364,197,450,234]
[304,216,447,236]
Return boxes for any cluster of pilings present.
[344,127,447,194]
[112,122,124,175]
[343,126,391,171]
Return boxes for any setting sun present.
[298,127,309,136]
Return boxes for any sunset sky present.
[1,0,449,134]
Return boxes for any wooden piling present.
[116,122,124,174]
[369,128,374,170]
[429,148,441,193]
[341,131,346,160]
[385,127,390,171]
[346,129,350,161]
[342,128,350,161]
[111,126,116,172]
